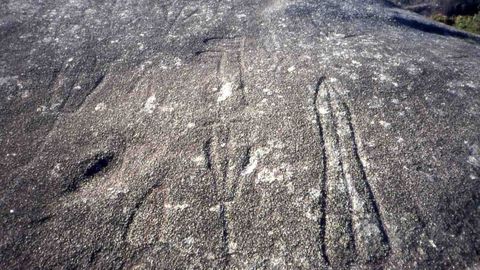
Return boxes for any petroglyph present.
[196,37,247,105]
[311,78,390,267]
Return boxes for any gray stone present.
[0,0,479,269]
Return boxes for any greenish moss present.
[454,14,480,34]
[431,13,452,25]
[431,12,480,35]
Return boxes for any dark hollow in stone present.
[64,153,114,193]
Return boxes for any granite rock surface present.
[1,0,479,269]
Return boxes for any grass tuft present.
[431,12,480,34]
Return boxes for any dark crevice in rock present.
[203,138,213,170]
[391,15,477,39]
[122,181,161,241]
[219,203,230,268]
[64,152,115,193]
[88,246,102,266]
[83,154,112,178]
[311,76,330,266]
[28,214,54,225]
[239,146,252,173]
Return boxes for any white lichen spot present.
[287,66,296,73]
[309,188,321,199]
[174,58,182,66]
[217,82,233,102]
[207,253,216,260]
[351,59,361,67]
[143,95,156,113]
[164,203,189,210]
[263,88,273,96]
[397,137,405,143]
[391,98,400,104]
[319,107,329,115]
[379,120,391,129]
[228,241,237,251]
[95,102,106,111]
[51,163,62,177]
[379,74,388,81]
[50,102,62,111]
[358,222,381,238]
[286,182,294,194]
[257,168,277,183]
[271,257,285,267]
[446,81,467,97]
[465,81,476,88]
[305,211,316,221]
[160,105,175,112]
[467,156,480,167]
[241,155,258,176]
[368,96,384,109]
[21,90,30,99]
[407,65,422,75]
[209,205,220,212]
[192,155,205,166]
[429,240,438,250]
[187,122,195,128]
[183,236,195,245]
[267,140,285,149]
[256,165,292,184]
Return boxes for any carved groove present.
[219,203,230,267]
[312,78,390,267]
[203,138,213,170]
[311,77,330,266]
[195,36,247,105]
[122,181,161,241]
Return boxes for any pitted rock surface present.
[1,0,479,269]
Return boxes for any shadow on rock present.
[392,15,480,42]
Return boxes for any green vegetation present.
[431,13,452,24]
[454,13,480,33]
[431,12,480,34]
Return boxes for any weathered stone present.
[1,0,479,269]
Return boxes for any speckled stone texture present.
[1,0,479,269]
